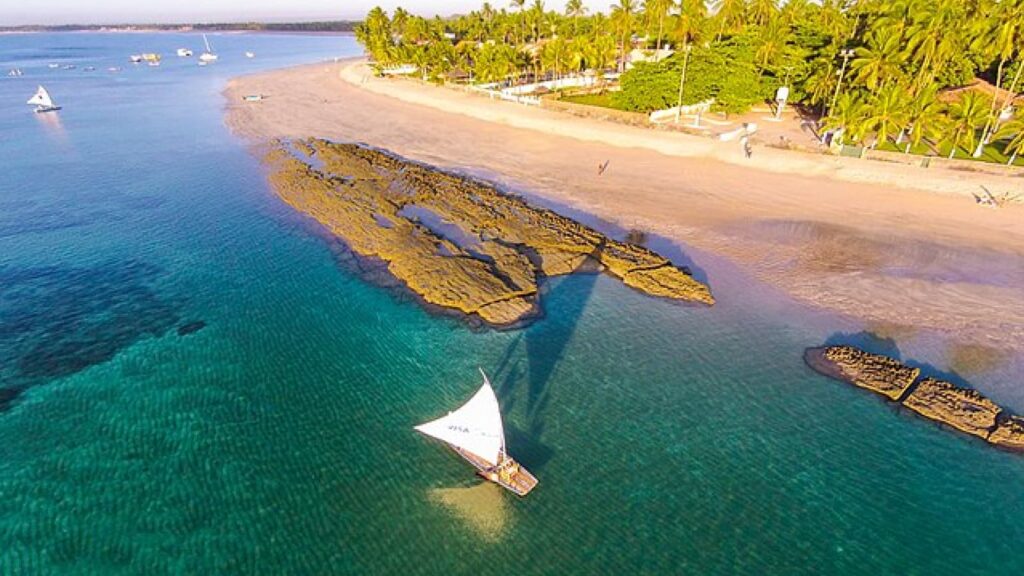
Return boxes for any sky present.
[0,0,607,26]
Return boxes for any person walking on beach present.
[740,135,752,159]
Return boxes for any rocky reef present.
[803,345,919,401]
[264,139,713,327]
[805,345,1024,452]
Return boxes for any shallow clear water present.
[1,33,1023,575]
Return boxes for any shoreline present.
[336,60,1023,201]
[223,60,1024,351]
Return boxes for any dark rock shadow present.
[821,330,973,389]
[0,261,179,412]
[823,331,902,360]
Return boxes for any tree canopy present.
[355,0,1024,163]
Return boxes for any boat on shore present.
[199,34,218,63]
[415,370,538,497]
[27,85,60,113]
[242,94,266,102]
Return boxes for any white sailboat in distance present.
[415,369,538,496]
[27,85,60,113]
[199,35,218,63]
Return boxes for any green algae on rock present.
[805,345,1024,453]
[263,139,714,327]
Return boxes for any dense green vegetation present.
[356,0,1024,164]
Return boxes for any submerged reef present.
[805,345,1024,452]
[264,139,713,327]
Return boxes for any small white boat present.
[8,68,23,77]
[108,67,122,72]
[83,66,95,72]
[27,85,61,113]
[176,48,193,57]
[62,64,76,70]
[198,60,208,67]
[415,370,539,497]
[245,51,255,59]
[199,34,218,63]
[130,55,143,63]
[47,63,60,69]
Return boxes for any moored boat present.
[199,34,218,63]
[176,48,193,57]
[415,370,538,497]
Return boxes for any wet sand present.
[224,61,1024,350]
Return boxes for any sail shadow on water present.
[492,253,602,472]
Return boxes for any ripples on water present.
[0,33,1022,575]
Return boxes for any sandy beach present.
[225,60,1024,350]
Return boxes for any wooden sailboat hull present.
[452,447,538,497]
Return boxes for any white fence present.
[649,99,715,124]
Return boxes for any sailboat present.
[415,370,538,497]
[199,35,218,63]
[27,85,60,113]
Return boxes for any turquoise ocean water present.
[1,33,1023,575]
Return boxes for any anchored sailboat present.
[27,85,60,113]
[199,35,218,63]
[415,370,538,497]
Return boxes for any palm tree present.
[749,0,777,27]
[510,0,527,45]
[611,0,638,72]
[969,0,1024,156]
[901,82,945,154]
[993,117,1024,165]
[904,0,963,87]
[671,0,707,48]
[858,84,910,148]
[530,0,547,41]
[804,56,837,116]
[566,0,587,34]
[643,0,672,55]
[944,91,989,159]
[755,17,790,75]
[713,0,748,41]
[822,92,867,144]
[850,28,903,93]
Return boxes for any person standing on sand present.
[740,135,752,159]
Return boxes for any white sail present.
[27,86,54,108]
[203,34,213,52]
[415,372,506,466]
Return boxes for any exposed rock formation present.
[990,415,1024,450]
[805,345,1023,453]
[803,346,918,401]
[264,139,714,326]
[902,378,1001,439]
